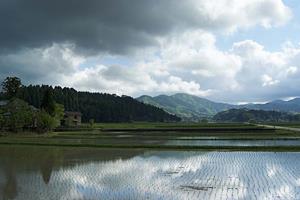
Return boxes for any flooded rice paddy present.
[165,139,300,147]
[1,145,300,199]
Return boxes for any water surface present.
[166,139,300,146]
[1,145,300,199]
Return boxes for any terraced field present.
[1,125,300,151]
[1,146,300,200]
[266,123,300,128]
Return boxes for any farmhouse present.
[61,111,82,126]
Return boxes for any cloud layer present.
[0,0,297,103]
[0,0,291,54]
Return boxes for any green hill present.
[8,85,181,123]
[137,93,300,121]
[137,93,235,121]
[241,98,300,113]
[213,108,300,123]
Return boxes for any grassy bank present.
[82,122,257,129]
[55,122,268,132]
[1,141,300,152]
[1,122,300,151]
[266,122,300,128]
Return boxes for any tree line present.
[0,77,180,123]
[213,108,300,123]
[0,77,64,133]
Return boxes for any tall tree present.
[2,99,34,132]
[17,84,181,123]
[1,77,22,99]
[41,89,56,116]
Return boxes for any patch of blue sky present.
[216,0,300,51]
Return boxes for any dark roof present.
[65,111,82,116]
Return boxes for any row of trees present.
[11,83,180,122]
[213,108,300,123]
[16,84,79,111]
[0,77,64,133]
[0,76,180,133]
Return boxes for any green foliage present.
[1,77,22,99]
[138,94,300,121]
[200,118,208,123]
[53,103,64,126]
[0,98,64,133]
[1,98,34,132]
[137,93,235,121]
[89,119,95,128]
[41,89,56,116]
[16,85,180,122]
[36,110,56,133]
[36,104,64,133]
[0,108,4,130]
[213,109,300,123]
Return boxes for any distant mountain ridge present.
[137,93,300,121]
[137,93,236,121]
[213,108,300,123]
[241,98,300,113]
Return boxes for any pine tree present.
[1,77,22,99]
[41,89,56,116]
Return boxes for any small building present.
[61,111,82,127]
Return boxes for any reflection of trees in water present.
[2,164,17,200]
[0,145,144,198]
[0,146,63,198]
[40,154,55,185]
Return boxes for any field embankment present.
[1,123,300,151]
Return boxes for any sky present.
[0,0,300,103]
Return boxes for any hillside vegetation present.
[138,93,300,121]
[213,109,300,123]
[137,93,234,121]
[1,84,180,123]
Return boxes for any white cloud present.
[191,0,292,33]
[261,74,280,87]
[0,0,297,102]
[65,64,211,97]
[228,40,300,101]
[2,35,300,103]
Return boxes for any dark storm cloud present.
[0,0,200,55]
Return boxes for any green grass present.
[56,122,268,133]
[1,141,300,152]
[1,123,300,151]
[266,122,300,128]
[87,122,256,129]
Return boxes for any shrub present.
[36,110,56,133]
[2,98,34,132]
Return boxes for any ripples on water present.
[0,146,300,200]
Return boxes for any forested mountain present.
[213,109,300,123]
[240,98,300,113]
[137,93,300,121]
[137,93,235,121]
[3,85,180,123]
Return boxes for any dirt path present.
[258,124,300,132]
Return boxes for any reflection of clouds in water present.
[4,152,300,200]
[267,164,278,177]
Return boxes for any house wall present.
[62,114,82,127]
